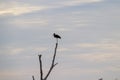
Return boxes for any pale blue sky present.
[0,0,120,80]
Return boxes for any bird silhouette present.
[53,33,61,39]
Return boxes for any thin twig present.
[52,43,58,65]
[32,75,35,80]
[38,55,43,80]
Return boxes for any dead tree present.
[32,33,61,80]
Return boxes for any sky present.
[0,0,120,80]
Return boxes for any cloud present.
[73,39,120,63]
[57,0,102,7]
[57,67,101,76]
[56,27,70,32]
[76,39,120,51]
[0,46,48,55]
[0,2,47,16]
[58,47,70,52]
[77,43,120,49]
[8,18,48,27]
[104,66,120,72]
[0,47,24,55]
[48,0,102,8]
[0,0,102,16]
[71,52,120,63]
[0,68,38,79]
[33,47,47,52]
[0,70,27,77]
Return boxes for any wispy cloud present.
[57,67,101,76]
[76,39,120,51]
[71,39,120,63]
[46,0,102,8]
[56,0,102,7]
[0,46,48,55]
[58,47,70,52]
[0,2,47,16]
[8,18,48,27]
[0,0,102,16]
[33,47,47,52]
[104,66,120,72]
[0,47,24,55]
[72,52,120,63]
[56,27,71,32]
[0,68,38,79]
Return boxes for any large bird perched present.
[53,33,61,39]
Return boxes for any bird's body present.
[53,33,61,39]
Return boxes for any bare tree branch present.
[44,42,58,80]
[32,75,35,80]
[38,55,43,80]
[52,42,58,65]
[54,63,58,66]
[33,38,60,80]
